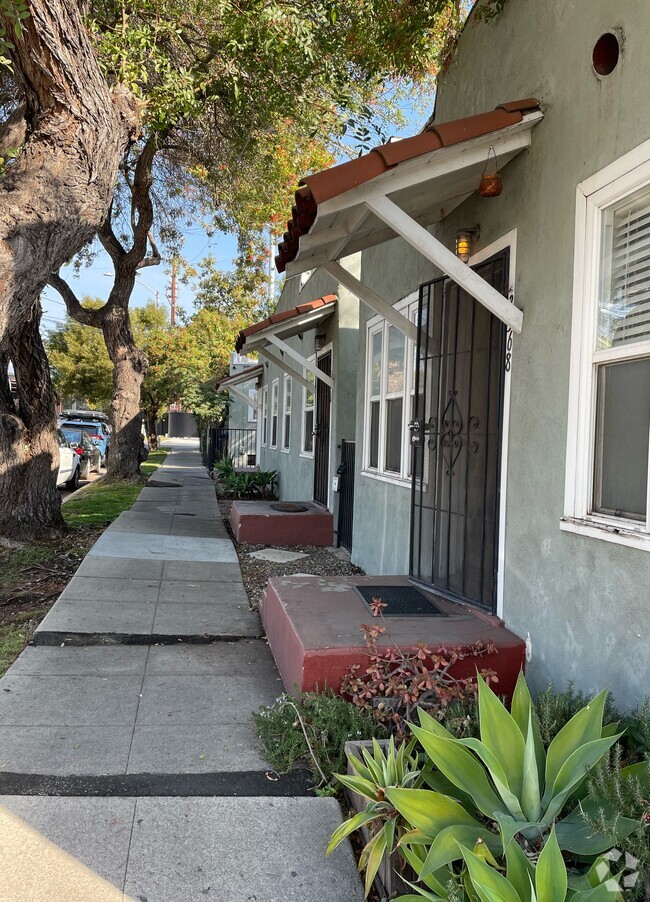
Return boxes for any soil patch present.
[217,494,364,609]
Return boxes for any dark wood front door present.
[313,351,332,507]
[409,251,509,612]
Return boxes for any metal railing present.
[204,427,257,471]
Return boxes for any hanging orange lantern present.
[479,146,502,197]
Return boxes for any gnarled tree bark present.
[49,136,160,481]
[0,303,63,537]
[0,0,139,538]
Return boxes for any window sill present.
[560,516,650,551]
[299,451,314,460]
[361,468,410,488]
[280,447,290,454]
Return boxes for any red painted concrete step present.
[260,575,526,700]
[231,501,333,546]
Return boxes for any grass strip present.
[0,448,168,674]
[63,449,168,528]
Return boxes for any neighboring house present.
[233,287,359,546]
[233,0,649,708]
[215,353,260,467]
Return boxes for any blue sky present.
[40,92,431,334]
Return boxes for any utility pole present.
[168,260,177,326]
[171,260,177,326]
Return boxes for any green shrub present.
[253,691,386,787]
[583,746,650,900]
[535,681,620,747]
[330,673,641,900]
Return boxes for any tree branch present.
[124,135,159,270]
[137,231,161,270]
[98,203,127,264]
[48,272,104,327]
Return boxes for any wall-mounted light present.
[455,227,480,264]
[314,333,326,351]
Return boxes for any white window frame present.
[563,139,650,551]
[247,387,257,422]
[362,292,418,485]
[300,360,316,459]
[270,378,279,450]
[261,385,268,447]
[281,374,292,453]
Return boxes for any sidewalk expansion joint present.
[32,632,263,647]
[0,770,313,798]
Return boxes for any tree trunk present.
[144,404,159,451]
[0,304,64,538]
[0,0,139,538]
[103,304,147,481]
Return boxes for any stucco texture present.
[350,0,649,708]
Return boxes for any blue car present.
[59,412,111,467]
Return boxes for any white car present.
[56,428,81,491]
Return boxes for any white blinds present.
[608,189,650,346]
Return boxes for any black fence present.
[204,427,257,471]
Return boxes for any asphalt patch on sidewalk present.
[0,769,313,797]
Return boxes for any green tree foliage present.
[46,300,168,409]
[191,236,271,320]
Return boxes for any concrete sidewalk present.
[0,439,363,902]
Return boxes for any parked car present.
[56,429,81,491]
[58,410,110,466]
[61,427,102,479]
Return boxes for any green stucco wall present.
[258,262,359,538]
[349,0,649,707]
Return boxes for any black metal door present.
[337,440,355,551]
[313,351,332,506]
[409,251,509,612]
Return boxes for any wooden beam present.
[364,194,523,334]
[257,348,313,392]
[322,260,419,344]
[266,335,334,388]
[227,385,254,408]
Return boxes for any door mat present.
[355,584,448,617]
[270,502,310,513]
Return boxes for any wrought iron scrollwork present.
[437,392,480,475]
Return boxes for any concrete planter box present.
[343,739,416,900]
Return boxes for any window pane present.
[369,401,380,468]
[387,326,405,394]
[283,412,291,449]
[599,184,650,348]
[371,331,383,396]
[385,397,403,473]
[306,371,314,409]
[594,357,650,519]
[304,410,314,453]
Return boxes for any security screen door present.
[409,250,509,612]
[313,351,332,507]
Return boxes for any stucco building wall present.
[350,0,649,707]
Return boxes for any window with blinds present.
[599,184,650,348]
[593,183,650,522]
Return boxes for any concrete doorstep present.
[0,440,363,902]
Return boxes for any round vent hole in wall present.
[593,32,620,76]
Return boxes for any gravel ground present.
[217,495,364,609]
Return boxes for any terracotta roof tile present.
[275,99,540,273]
[234,295,337,352]
[215,364,263,391]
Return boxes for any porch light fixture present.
[455,227,479,264]
[314,333,326,351]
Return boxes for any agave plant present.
[329,673,640,900]
[326,737,423,897]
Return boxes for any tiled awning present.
[215,364,263,392]
[234,295,337,353]
[275,99,542,276]
[273,99,543,336]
